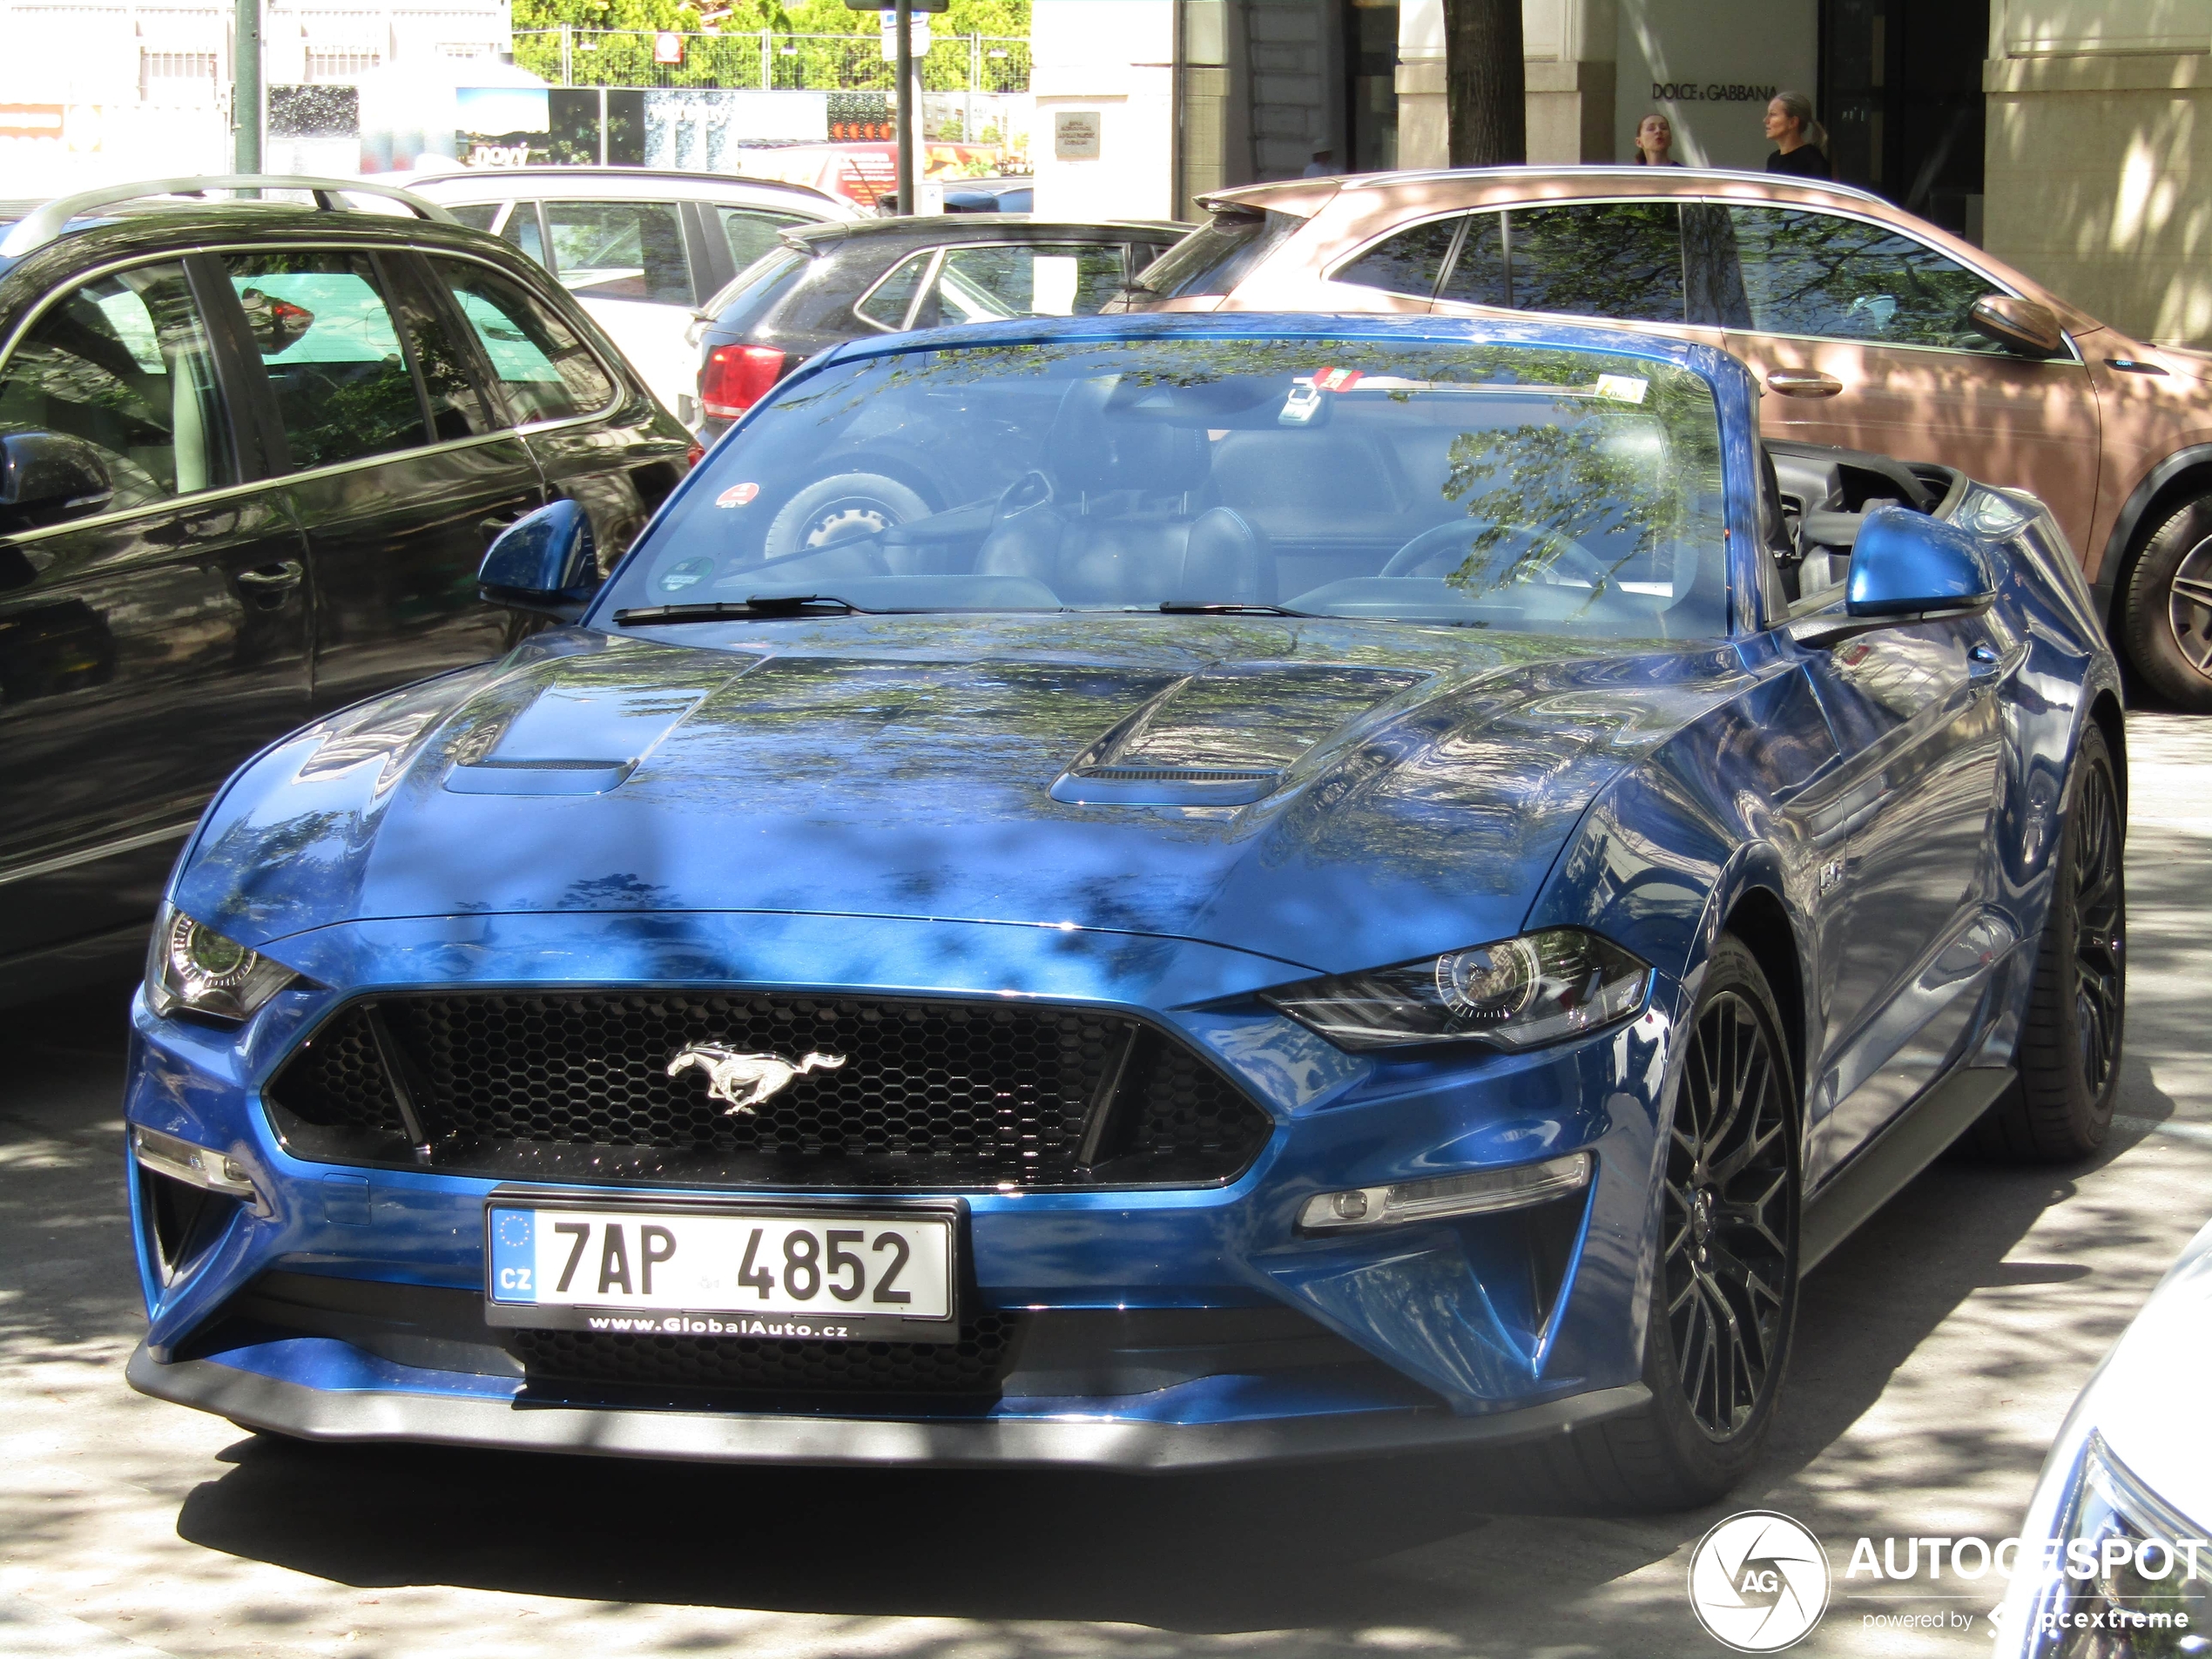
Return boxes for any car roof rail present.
[1324,164,1897,210]
[0,174,459,260]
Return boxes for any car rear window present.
[705,247,811,332]
[1134,210,1305,300]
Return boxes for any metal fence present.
[511,30,1031,95]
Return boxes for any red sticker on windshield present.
[716,482,760,508]
[1312,367,1363,392]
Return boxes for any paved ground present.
[3,712,2209,1659]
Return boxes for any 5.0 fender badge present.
[665,1045,846,1116]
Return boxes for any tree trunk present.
[1444,0,1526,167]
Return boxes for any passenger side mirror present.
[1793,504,1996,649]
[478,500,599,622]
[1968,294,2065,360]
[0,431,114,536]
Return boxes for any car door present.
[1784,573,2017,1182]
[540,198,704,415]
[423,253,689,576]
[0,255,310,968]
[218,246,540,716]
[1425,200,1733,355]
[1716,206,2102,556]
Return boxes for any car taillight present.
[698,345,788,421]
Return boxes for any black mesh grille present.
[512,1313,1023,1399]
[266,991,1271,1189]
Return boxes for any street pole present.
[894,0,914,215]
[233,0,261,177]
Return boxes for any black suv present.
[0,176,690,1001]
[689,216,1184,453]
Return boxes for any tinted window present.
[915,244,1128,327]
[856,251,929,330]
[705,248,811,334]
[545,200,691,304]
[1337,219,1457,300]
[1507,204,1684,323]
[500,205,546,266]
[715,207,808,274]
[1727,207,2003,351]
[387,270,494,442]
[225,252,426,469]
[430,260,616,423]
[1437,212,1508,308]
[0,261,232,510]
[446,203,500,233]
[1134,210,1305,299]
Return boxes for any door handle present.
[1767,369,1844,399]
[235,559,304,590]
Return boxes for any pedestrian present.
[1763,91,1831,178]
[1302,146,1336,179]
[1631,112,1683,165]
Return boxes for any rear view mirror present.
[478,500,599,622]
[1968,294,2065,360]
[0,431,114,536]
[1794,504,1996,648]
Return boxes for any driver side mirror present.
[1969,294,2065,360]
[1793,504,1996,649]
[0,431,114,536]
[478,500,600,623]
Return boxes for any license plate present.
[483,1199,960,1342]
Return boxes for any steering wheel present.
[992,469,1056,528]
[1381,520,1609,590]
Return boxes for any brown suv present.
[1126,166,2212,708]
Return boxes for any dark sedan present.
[686,215,1184,454]
[0,175,691,1001]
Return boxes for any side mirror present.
[477,499,599,622]
[0,431,114,535]
[1795,504,1996,648]
[1968,294,2065,360]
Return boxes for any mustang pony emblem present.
[665,1046,847,1116]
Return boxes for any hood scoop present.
[1050,664,1426,806]
[445,677,722,797]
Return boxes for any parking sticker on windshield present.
[1595,374,1649,404]
[1312,367,1363,392]
[658,556,715,593]
[716,482,761,508]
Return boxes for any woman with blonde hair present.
[1764,91,1831,178]
[1632,112,1683,165]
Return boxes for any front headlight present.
[1259,927,1649,1051]
[2021,1435,2211,1657]
[145,903,299,1022]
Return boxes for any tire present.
[2121,496,2212,711]
[1500,937,1801,1513]
[1961,723,2126,1161]
[763,472,930,559]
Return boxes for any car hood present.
[179,617,1743,979]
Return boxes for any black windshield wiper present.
[1155,602,1316,617]
[613,595,869,624]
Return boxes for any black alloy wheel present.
[1494,936,1799,1514]
[1662,981,1796,1440]
[2122,496,2212,711]
[1965,723,2127,1160]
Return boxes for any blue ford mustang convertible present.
[123,314,2125,1508]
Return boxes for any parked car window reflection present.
[545,200,691,305]
[856,252,930,330]
[1503,203,1686,324]
[499,204,546,266]
[429,259,616,423]
[1723,207,2005,352]
[915,245,1129,327]
[1337,218,1459,300]
[1436,212,1508,309]
[0,261,232,510]
[714,206,808,274]
[225,252,427,469]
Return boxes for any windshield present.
[602,335,1731,638]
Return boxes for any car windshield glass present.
[600,336,1730,639]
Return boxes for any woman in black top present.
[1764,91,1831,178]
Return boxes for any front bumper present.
[126,1341,1650,1471]
[124,913,1681,1460]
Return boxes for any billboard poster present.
[456,84,550,167]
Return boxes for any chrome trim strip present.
[0,822,194,887]
[133,1126,260,1200]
